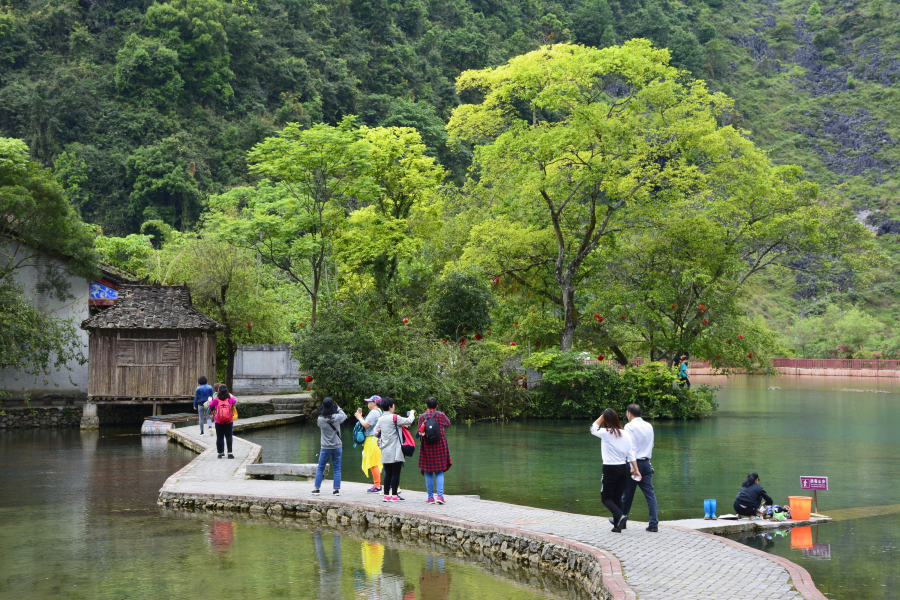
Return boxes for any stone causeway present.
[158,416,827,600]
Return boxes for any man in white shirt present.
[621,403,659,532]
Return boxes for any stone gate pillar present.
[80,402,99,430]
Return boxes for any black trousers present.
[215,422,234,454]
[382,461,403,495]
[601,463,631,522]
[734,500,759,516]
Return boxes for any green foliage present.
[294,306,525,418]
[807,2,822,20]
[115,34,184,109]
[0,137,98,293]
[430,269,495,341]
[523,351,718,419]
[144,0,233,103]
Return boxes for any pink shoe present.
[436,496,446,505]
[391,495,399,502]
[383,495,391,502]
[425,497,435,504]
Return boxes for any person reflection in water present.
[420,555,451,600]
[314,531,342,600]
[207,519,236,555]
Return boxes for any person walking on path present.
[620,403,659,532]
[678,355,691,388]
[591,408,641,532]
[193,376,214,435]
[354,395,384,493]
[209,386,236,459]
[373,397,415,503]
[313,397,347,497]
[417,396,452,505]
[734,472,773,518]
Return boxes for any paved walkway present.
[161,422,826,600]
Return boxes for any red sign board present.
[800,476,828,491]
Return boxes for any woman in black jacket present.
[734,472,773,518]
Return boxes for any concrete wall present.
[232,344,302,394]
[0,243,91,400]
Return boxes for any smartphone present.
[407,410,413,417]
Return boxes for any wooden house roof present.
[81,285,224,331]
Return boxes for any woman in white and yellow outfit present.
[354,395,384,493]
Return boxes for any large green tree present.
[210,117,374,325]
[449,41,738,351]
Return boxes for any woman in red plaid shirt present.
[417,397,452,504]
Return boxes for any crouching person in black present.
[734,471,773,518]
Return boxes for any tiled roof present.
[81,285,224,331]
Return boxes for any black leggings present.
[215,422,234,454]
[382,461,403,495]
[601,464,631,523]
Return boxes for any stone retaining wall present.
[157,491,625,600]
[0,406,83,428]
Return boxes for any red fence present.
[770,358,900,371]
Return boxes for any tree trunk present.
[610,344,630,367]
[225,333,235,391]
[560,283,577,351]
[310,293,317,327]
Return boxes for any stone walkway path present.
[162,422,826,600]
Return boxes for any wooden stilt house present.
[80,285,223,404]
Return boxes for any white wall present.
[0,242,91,400]
[232,344,302,394]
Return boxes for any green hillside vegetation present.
[1,0,898,359]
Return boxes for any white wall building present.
[0,239,132,402]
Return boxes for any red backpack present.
[215,400,234,424]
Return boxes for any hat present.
[365,395,382,405]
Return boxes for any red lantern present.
[307,386,311,390]
[598,316,604,323]
[460,338,466,344]
[305,375,313,383]
[699,304,706,312]
[475,333,483,340]
[247,321,252,329]
[671,303,677,309]
[702,319,708,325]
[620,314,626,320]
[461,343,466,349]
[593,313,600,320]
[510,342,516,347]
[597,355,605,361]
[403,317,409,324]
[492,278,499,284]
[727,339,732,345]
[748,353,753,358]
[716,355,722,360]
[738,334,744,339]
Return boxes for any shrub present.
[524,351,719,419]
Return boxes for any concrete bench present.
[245,463,326,480]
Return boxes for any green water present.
[0,429,574,600]
[242,375,900,598]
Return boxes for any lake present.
[242,375,900,599]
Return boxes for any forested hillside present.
[2,0,899,357]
